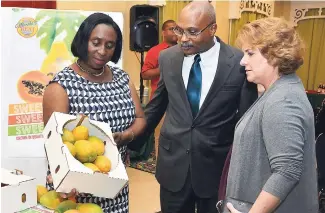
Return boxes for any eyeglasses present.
[173,22,215,39]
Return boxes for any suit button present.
[186,149,190,154]
[191,125,195,129]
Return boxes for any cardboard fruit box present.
[1,168,37,213]
[42,112,128,199]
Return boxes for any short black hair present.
[162,20,175,30]
[71,12,122,64]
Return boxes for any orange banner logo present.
[15,17,38,38]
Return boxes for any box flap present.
[57,170,128,199]
[42,112,76,139]
[1,168,35,186]
[43,113,71,189]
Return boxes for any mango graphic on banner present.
[17,71,51,103]
[35,10,86,55]
[40,41,74,77]
[15,17,38,38]
[8,103,44,140]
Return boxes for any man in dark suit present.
[144,2,257,213]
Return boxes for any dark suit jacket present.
[145,37,257,198]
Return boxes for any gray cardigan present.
[226,74,318,212]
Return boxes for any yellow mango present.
[72,126,89,141]
[37,185,48,203]
[61,128,75,144]
[74,140,97,163]
[88,136,105,156]
[39,190,61,210]
[64,210,80,213]
[64,142,76,157]
[76,203,103,213]
[54,200,77,213]
[94,156,111,173]
[83,163,100,172]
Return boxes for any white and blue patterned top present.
[47,65,135,213]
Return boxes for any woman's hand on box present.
[46,174,79,198]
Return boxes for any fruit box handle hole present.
[21,193,26,203]
[47,131,52,139]
[11,169,23,175]
[55,165,60,174]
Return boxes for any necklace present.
[76,59,105,77]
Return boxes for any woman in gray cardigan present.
[225,17,318,213]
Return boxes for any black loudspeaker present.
[130,5,159,52]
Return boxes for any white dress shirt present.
[182,37,220,108]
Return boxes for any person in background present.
[225,17,318,213]
[144,2,257,213]
[42,12,146,213]
[141,19,178,99]
[141,19,178,158]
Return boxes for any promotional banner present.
[1,7,123,178]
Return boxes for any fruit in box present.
[62,128,75,144]
[54,200,77,213]
[55,203,102,213]
[64,210,80,213]
[94,156,112,173]
[39,190,61,209]
[37,185,48,203]
[88,136,105,156]
[76,203,103,213]
[36,184,103,213]
[74,140,97,163]
[64,142,76,157]
[61,125,112,173]
[72,126,89,140]
[84,163,100,172]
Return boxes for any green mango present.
[54,200,77,213]
[39,190,61,210]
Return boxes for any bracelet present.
[127,129,134,143]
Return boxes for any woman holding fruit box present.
[42,12,146,213]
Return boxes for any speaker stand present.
[139,51,145,104]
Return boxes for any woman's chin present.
[246,76,254,83]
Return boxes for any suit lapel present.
[195,38,235,120]
[169,46,193,116]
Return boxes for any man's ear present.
[162,30,166,37]
[210,24,217,36]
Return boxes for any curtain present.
[159,0,191,42]
[229,11,266,46]
[162,0,191,22]
[296,9,325,90]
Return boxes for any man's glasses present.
[166,27,175,31]
[173,22,215,39]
